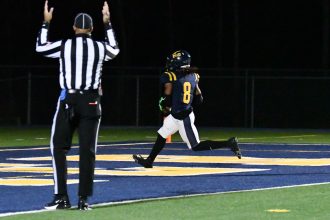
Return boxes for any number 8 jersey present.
[160,70,200,114]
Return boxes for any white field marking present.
[0,142,153,152]
[240,142,330,146]
[266,209,290,213]
[0,147,52,152]
[207,135,318,142]
[239,135,317,140]
[98,142,153,147]
[1,181,329,218]
[15,139,24,141]
[0,146,79,152]
[1,140,329,153]
[99,141,330,147]
[241,149,330,153]
[76,182,330,208]
[35,138,47,140]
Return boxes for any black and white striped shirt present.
[36,22,120,90]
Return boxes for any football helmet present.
[165,55,173,70]
[167,50,191,70]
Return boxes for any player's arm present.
[159,83,172,115]
[158,72,174,114]
[193,73,203,105]
[103,1,120,61]
[35,0,61,58]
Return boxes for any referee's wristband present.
[104,22,112,30]
[42,21,50,28]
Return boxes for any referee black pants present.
[50,92,101,197]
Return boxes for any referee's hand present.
[102,1,110,24]
[44,0,54,23]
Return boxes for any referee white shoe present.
[44,194,71,210]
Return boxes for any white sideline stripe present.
[98,142,153,147]
[1,181,330,217]
[240,134,317,140]
[240,142,330,146]
[0,141,330,152]
[0,143,156,152]
[92,181,330,208]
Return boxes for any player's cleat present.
[44,194,71,210]
[78,196,91,210]
[228,137,242,159]
[133,154,153,168]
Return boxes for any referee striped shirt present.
[36,22,120,90]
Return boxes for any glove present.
[195,73,200,83]
[158,97,171,115]
[158,97,166,111]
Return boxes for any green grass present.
[2,184,330,220]
[1,126,330,147]
[1,126,330,219]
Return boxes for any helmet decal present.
[167,50,191,70]
[172,51,183,59]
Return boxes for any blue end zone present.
[0,142,330,214]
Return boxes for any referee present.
[36,1,119,210]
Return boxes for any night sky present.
[0,0,326,69]
[0,0,329,128]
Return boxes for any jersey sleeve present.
[35,22,62,58]
[104,23,120,61]
[160,71,177,84]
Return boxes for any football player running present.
[133,50,241,168]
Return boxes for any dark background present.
[0,0,326,68]
[0,0,330,128]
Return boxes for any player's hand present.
[159,97,171,115]
[43,0,54,23]
[158,97,165,111]
[102,1,110,24]
[196,73,200,83]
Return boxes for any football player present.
[133,50,241,168]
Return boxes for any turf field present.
[0,127,330,220]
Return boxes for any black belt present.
[67,89,99,95]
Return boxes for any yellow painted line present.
[0,167,79,174]
[151,155,330,166]
[0,178,79,186]
[0,164,269,177]
[95,167,268,176]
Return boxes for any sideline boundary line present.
[1,141,330,152]
[1,181,330,218]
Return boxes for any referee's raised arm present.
[35,0,61,58]
[102,1,120,61]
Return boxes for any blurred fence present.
[1,65,330,129]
